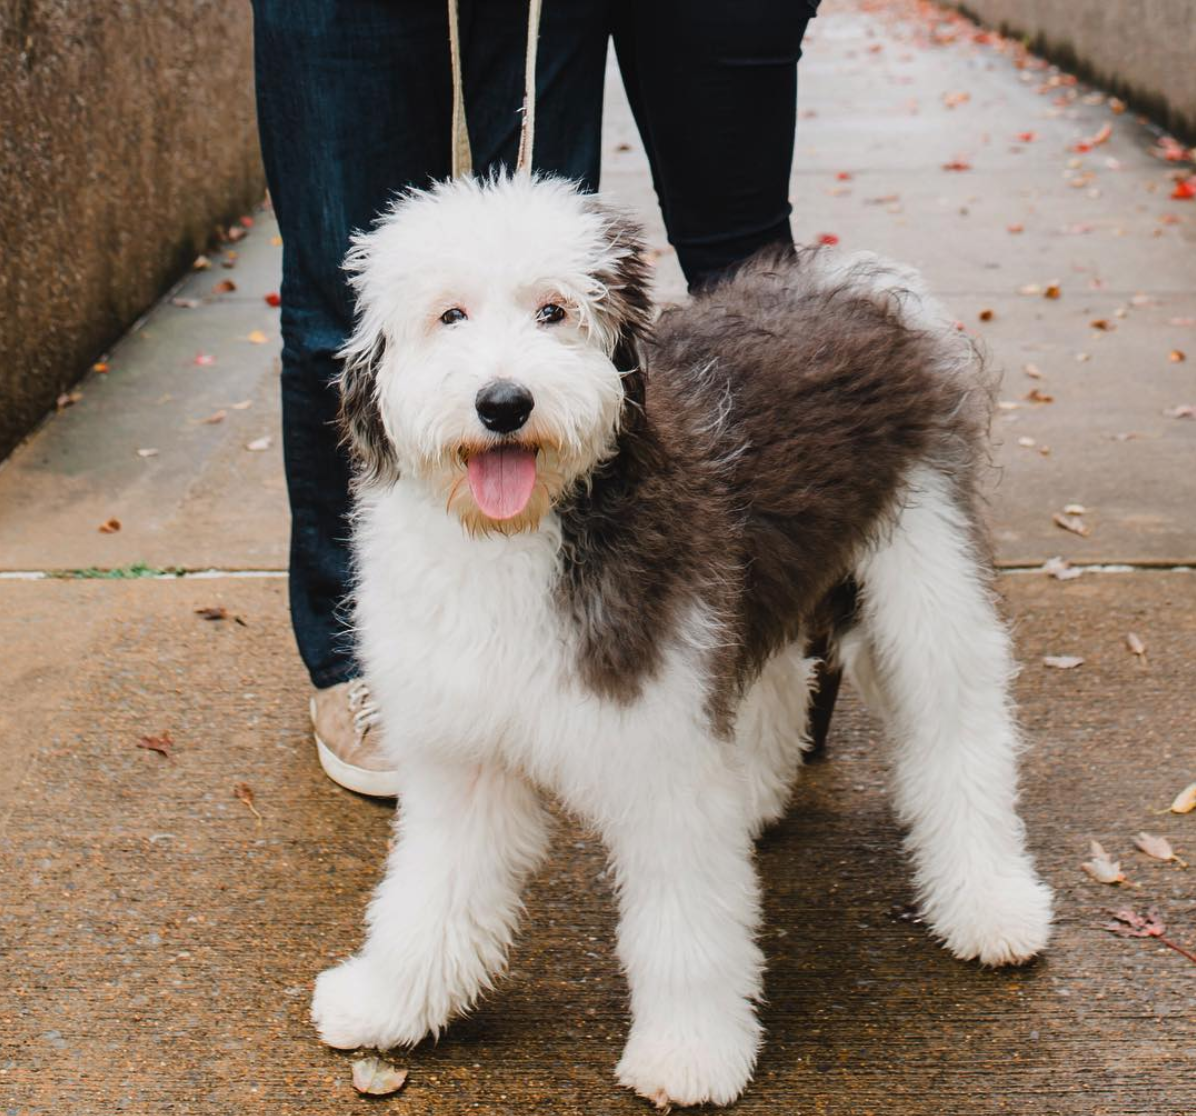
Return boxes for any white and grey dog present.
[311,174,1053,1108]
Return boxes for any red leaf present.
[942,158,972,172]
[1171,176,1196,201]
[835,171,853,181]
[817,233,840,246]
[1015,131,1038,143]
[264,291,281,307]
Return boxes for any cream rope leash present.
[447,0,542,179]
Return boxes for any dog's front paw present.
[616,1006,761,1108]
[926,869,1054,967]
[312,956,438,1051]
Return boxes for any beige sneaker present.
[309,679,401,797]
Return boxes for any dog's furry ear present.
[337,332,400,487]
[585,202,654,414]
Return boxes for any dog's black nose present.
[475,381,534,434]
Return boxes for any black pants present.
[252,0,815,688]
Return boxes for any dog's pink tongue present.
[467,447,538,520]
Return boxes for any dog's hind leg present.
[855,466,1053,966]
[737,645,815,837]
[311,758,551,1050]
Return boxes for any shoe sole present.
[310,699,401,799]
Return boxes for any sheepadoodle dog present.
[311,174,1053,1107]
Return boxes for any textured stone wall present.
[0,1,264,461]
[957,0,1196,142]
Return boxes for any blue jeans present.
[251,0,814,688]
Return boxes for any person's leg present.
[252,0,611,789]
[613,0,813,290]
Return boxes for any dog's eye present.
[439,307,467,326]
[536,303,566,325]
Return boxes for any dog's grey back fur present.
[556,246,994,735]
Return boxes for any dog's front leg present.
[312,759,550,1051]
[603,762,764,1108]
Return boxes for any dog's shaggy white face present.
[340,175,647,534]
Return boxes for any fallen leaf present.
[942,158,972,172]
[1125,631,1147,661]
[138,732,174,758]
[817,232,840,246]
[195,606,229,621]
[1170,782,1196,814]
[1164,404,1195,419]
[1134,832,1185,866]
[1018,283,1043,296]
[231,399,254,411]
[1007,222,1025,233]
[1090,318,1112,331]
[1102,908,1196,965]
[1064,503,1086,515]
[1015,130,1038,142]
[245,436,273,452]
[1082,840,1125,884]
[171,297,201,309]
[98,518,121,534]
[194,353,216,367]
[264,291,281,307]
[1024,388,1054,403]
[246,330,269,345]
[1171,176,1196,201]
[1073,122,1112,152]
[193,255,212,270]
[1042,556,1082,581]
[942,91,971,108]
[1053,511,1090,537]
[92,361,110,374]
[56,390,83,411]
[1169,349,1186,363]
[1109,97,1126,114]
[211,279,237,295]
[1043,282,1062,300]
[978,308,994,322]
[1023,362,1043,379]
[1075,351,1092,362]
[234,782,263,821]
[226,225,247,243]
[835,171,853,181]
[1017,436,1036,448]
[201,410,227,425]
[136,448,159,458]
[351,1057,408,1097]
[238,215,255,229]
[1044,655,1085,670]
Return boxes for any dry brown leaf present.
[1023,362,1043,379]
[98,518,121,534]
[1053,511,1090,537]
[201,410,227,425]
[1044,655,1084,670]
[1125,631,1147,660]
[1044,282,1062,299]
[56,390,83,411]
[978,308,995,322]
[193,255,212,270]
[351,1056,408,1097]
[1024,388,1055,404]
[246,330,269,345]
[1082,840,1126,884]
[1170,782,1196,814]
[195,606,229,621]
[234,782,262,821]
[211,279,237,295]
[138,732,173,758]
[1090,318,1112,331]
[1163,405,1195,419]
[1134,832,1186,867]
[1169,349,1187,362]
[231,399,253,411]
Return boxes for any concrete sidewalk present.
[2,1,1194,1113]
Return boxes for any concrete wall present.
[956,1,1196,143]
[0,1,265,461]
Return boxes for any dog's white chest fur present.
[354,480,723,817]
